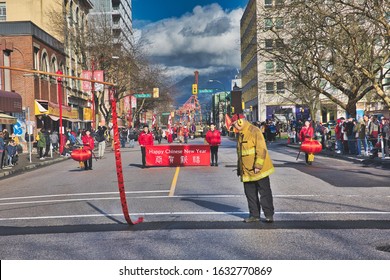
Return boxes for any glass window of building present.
[0,2,6,21]
[266,82,275,94]
[276,82,285,94]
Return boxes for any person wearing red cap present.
[231,114,275,223]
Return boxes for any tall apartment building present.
[0,0,93,138]
[241,0,299,123]
[88,0,133,50]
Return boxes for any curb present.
[0,157,70,179]
[287,144,390,168]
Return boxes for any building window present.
[275,17,284,29]
[266,82,275,94]
[275,39,284,49]
[265,61,274,74]
[41,52,49,72]
[265,39,273,50]
[275,0,285,7]
[276,82,285,94]
[264,0,273,7]
[276,61,284,72]
[0,2,6,21]
[264,18,273,30]
[33,47,40,70]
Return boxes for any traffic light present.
[250,106,253,111]
[231,107,235,113]
[192,84,198,94]
[153,87,159,98]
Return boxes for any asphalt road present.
[0,136,389,260]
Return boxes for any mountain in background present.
[169,68,239,108]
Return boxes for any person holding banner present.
[232,114,275,223]
[205,123,221,166]
[138,124,154,168]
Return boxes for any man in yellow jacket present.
[232,114,275,223]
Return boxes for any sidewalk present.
[286,141,390,169]
[0,151,70,179]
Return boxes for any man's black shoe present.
[265,217,274,223]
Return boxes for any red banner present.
[145,145,210,166]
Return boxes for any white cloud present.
[135,4,243,80]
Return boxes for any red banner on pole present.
[145,145,210,167]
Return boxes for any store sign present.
[145,145,210,167]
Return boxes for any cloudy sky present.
[132,0,248,82]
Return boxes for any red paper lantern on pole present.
[71,149,92,162]
[300,139,322,154]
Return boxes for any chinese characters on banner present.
[145,145,210,166]
[81,70,105,92]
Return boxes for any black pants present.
[0,151,4,168]
[141,146,146,166]
[84,157,92,170]
[38,147,44,158]
[210,146,218,164]
[244,176,274,219]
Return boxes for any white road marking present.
[0,190,170,201]
[0,193,388,206]
[1,211,390,221]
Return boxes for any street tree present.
[47,2,174,125]
[257,0,390,118]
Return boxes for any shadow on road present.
[1,220,390,236]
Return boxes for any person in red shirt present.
[205,123,222,166]
[299,120,314,164]
[82,129,95,170]
[138,125,154,168]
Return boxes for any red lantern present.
[71,149,92,161]
[300,139,322,154]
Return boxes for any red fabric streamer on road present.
[110,88,143,225]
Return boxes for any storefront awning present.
[35,100,48,115]
[0,113,17,124]
[0,90,22,113]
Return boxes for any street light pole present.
[56,70,63,155]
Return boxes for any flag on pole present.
[225,114,232,128]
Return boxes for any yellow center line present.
[169,167,180,197]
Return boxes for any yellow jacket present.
[237,121,275,182]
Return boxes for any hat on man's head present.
[143,124,149,128]
[231,114,245,123]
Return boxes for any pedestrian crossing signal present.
[192,84,198,94]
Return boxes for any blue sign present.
[134,93,152,98]
[198,89,214,94]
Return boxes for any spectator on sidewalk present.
[43,129,52,157]
[96,126,107,159]
[50,131,59,153]
[368,115,379,151]
[356,118,368,156]
[5,140,17,167]
[37,128,46,160]
[0,131,5,169]
[335,118,345,154]
[381,117,389,158]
